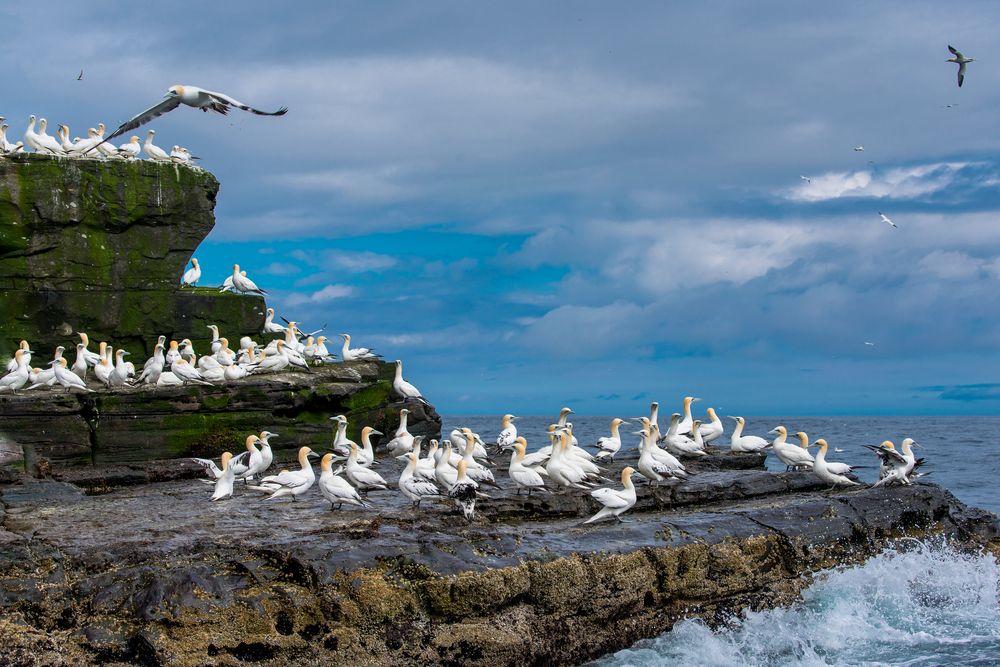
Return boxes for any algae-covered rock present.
[0,154,263,358]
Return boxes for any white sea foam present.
[593,539,1000,666]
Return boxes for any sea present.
[443,415,1000,667]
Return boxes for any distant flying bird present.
[800,175,811,183]
[878,212,897,228]
[945,103,959,109]
[77,69,83,81]
[103,84,288,144]
[853,145,865,152]
[947,45,974,88]
[864,341,875,347]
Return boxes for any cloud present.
[285,284,355,305]
[262,262,301,276]
[323,250,398,273]
[917,383,1000,402]
[786,163,978,203]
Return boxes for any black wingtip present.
[274,107,288,116]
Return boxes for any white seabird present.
[117,136,141,159]
[256,446,320,500]
[385,408,414,457]
[103,84,288,144]
[767,426,814,471]
[677,396,700,435]
[231,264,266,296]
[181,258,201,287]
[34,119,65,155]
[6,341,30,373]
[52,357,91,392]
[318,453,369,510]
[947,45,974,87]
[728,416,768,453]
[263,308,286,334]
[878,212,897,229]
[392,359,426,403]
[812,439,861,488]
[345,442,388,493]
[142,130,170,162]
[594,418,626,462]
[340,333,378,361]
[210,452,236,501]
[495,414,519,454]
[698,407,724,446]
[583,467,637,524]
[853,145,865,152]
[508,438,547,496]
[398,452,444,508]
[448,460,478,522]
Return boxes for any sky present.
[5,2,1000,415]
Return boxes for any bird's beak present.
[767,428,779,435]
[692,397,701,403]
[371,430,384,437]
[912,442,922,449]
[394,454,408,461]
[307,451,319,459]
[728,416,739,421]
[123,351,131,356]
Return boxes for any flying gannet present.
[947,45,974,87]
[103,84,288,144]
[878,212,897,229]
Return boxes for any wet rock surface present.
[0,361,441,470]
[0,452,995,666]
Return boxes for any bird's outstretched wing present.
[104,95,183,144]
[948,45,960,57]
[204,89,288,116]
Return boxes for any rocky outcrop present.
[0,154,262,359]
[0,459,995,666]
[0,362,440,470]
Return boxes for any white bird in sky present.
[947,45,974,88]
[104,84,288,144]
[142,130,170,161]
[181,258,201,287]
[878,212,897,229]
[799,175,811,183]
[853,145,865,152]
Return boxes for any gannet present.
[70,343,89,380]
[179,340,196,362]
[385,408,414,457]
[345,442,388,492]
[314,336,331,360]
[26,348,64,389]
[210,452,236,501]
[664,413,707,456]
[545,428,598,491]
[280,341,311,372]
[182,258,201,287]
[263,308,286,334]
[164,340,181,365]
[392,359,426,403]
[104,84,288,144]
[93,124,119,159]
[865,440,916,486]
[729,417,768,452]
[637,424,686,484]
[170,145,197,164]
[192,451,231,480]
[257,446,319,500]
[156,371,184,386]
[328,415,353,457]
[458,429,500,487]
[449,460,478,522]
[508,438,547,496]
[319,454,369,510]
[645,422,688,477]
[214,339,235,366]
[495,414,519,454]
[56,125,76,153]
[52,358,92,393]
[898,438,922,479]
[767,426,814,470]
[357,426,382,468]
[434,442,460,489]
[34,119,64,155]
[6,341,30,372]
[878,212,897,229]
[677,396,700,435]
[340,333,378,361]
[94,347,114,388]
[698,408,724,446]
[555,407,579,446]
[853,145,865,152]
[813,439,861,488]
[450,428,491,461]
[229,263,265,295]
[170,358,213,385]
[584,467,637,524]
[142,130,170,161]
[413,438,437,481]
[947,45,974,87]
[800,175,811,183]
[23,115,42,152]
[232,435,269,483]
[75,333,100,367]
[108,349,132,387]
[398,452,444,507]
[0,124,15,153]
[794,431,810,450]
[117,136,140,159]
[224,361,254,381]
[256,431,276,472]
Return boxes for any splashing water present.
[593,540,1000,666]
